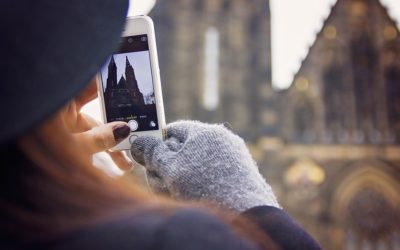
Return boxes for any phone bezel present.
[97,16,166,151]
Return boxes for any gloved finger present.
[164,137,184,152]
[131,136,159,165]
[146,170,170,195]
[222,122,233,131]
[166,120,207,142]
[131,136,173,176]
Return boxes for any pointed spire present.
[106,55,118,90]
[110,55,116,65]
[126,56,131,67]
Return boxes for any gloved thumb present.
[131,136,167,168]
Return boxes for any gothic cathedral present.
[151,0,400,249]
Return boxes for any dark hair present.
[0,110,279,249]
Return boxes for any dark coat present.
[31,206,321,250]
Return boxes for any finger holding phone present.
[61,79,134,171]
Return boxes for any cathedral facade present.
[267,1,400,249]
[151,0,400,249]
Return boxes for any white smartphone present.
[97,16,166,151]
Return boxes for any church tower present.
[106,56,117,90]
[284,0,400,145]
[125,57,145,105]
[272,0,400,248]
[151,0,278,141]
[104,56,118,116]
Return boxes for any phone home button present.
[128,120,138,131]
[129,135,138,144]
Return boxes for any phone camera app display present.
[100,35,159,132]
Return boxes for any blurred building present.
[151,0,279,141]
[150,0,400,249]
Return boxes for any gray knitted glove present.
[131,121,280,212]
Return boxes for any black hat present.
[0,0,129,144]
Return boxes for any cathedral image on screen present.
[102,53,156,122]
[104,55,145,106]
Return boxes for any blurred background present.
[84,0,400,249]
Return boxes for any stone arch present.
[329,161,400,249]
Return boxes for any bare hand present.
[61,78,134,171]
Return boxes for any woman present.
[0,0,321,249]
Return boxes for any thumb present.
[77,122,130,153]
[131,136,171,171]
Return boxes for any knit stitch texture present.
[131,121,280,212]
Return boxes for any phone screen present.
[100,35,159,132]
